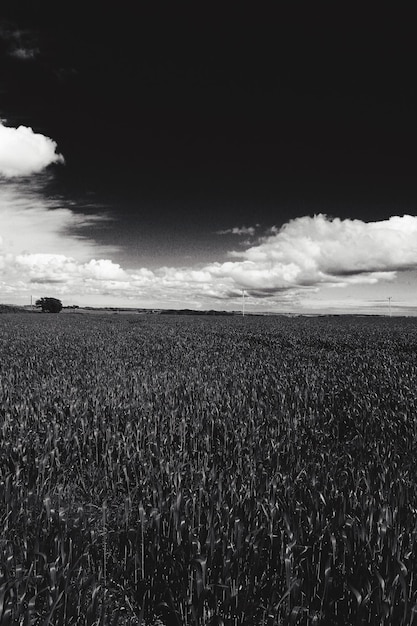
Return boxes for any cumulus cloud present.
[2,204,417,311]
[140,214,417,305]
[0,182,122,298]
[0,121,64,177]
[224,214,417,291]
[11,255,128,285]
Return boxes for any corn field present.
[1,313,417,625]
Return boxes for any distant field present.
[1,313,417,625]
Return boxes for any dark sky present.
[2,5,415,237]
[0,3,416,311]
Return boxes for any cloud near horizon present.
[2,193,417,308]
[0,121,64,177]
[226,214,417,290]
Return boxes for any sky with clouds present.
[0,4,416,314]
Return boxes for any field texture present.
[1,313,417,625]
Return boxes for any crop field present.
[1,313,417,625]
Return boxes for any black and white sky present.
[0,3,416,313]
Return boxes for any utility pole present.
[388,297,392,318]
[242,290,245,317]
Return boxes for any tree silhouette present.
[35,297,63,313]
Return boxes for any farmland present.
[1,313,417,625]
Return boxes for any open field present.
[1,313,417,625]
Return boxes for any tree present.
[35,297,63,313]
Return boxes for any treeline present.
[160,308,236,316]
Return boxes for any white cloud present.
[0,182,122,295]
[217,225,257,236]
[14,254,78,283]
[225,214,417,291]
[1,205,417,311]
[10,254,128,285]
[143,214,417,305]
[0,184,113,259]
[0,121,64,177]
[81,259,128,281]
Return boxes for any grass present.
[1,313,417,624]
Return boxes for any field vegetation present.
[1,313,417,625]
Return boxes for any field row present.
[1,314,417,624]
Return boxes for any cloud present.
[0,121,64,177]
[0,23,39,61]
[2,205,417,310]
[147,214,417,304]
[0,183,113,259]
[224,214,417,288]
[10,47,39,60]
[217,225,257,236]
[11,255,128,285]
